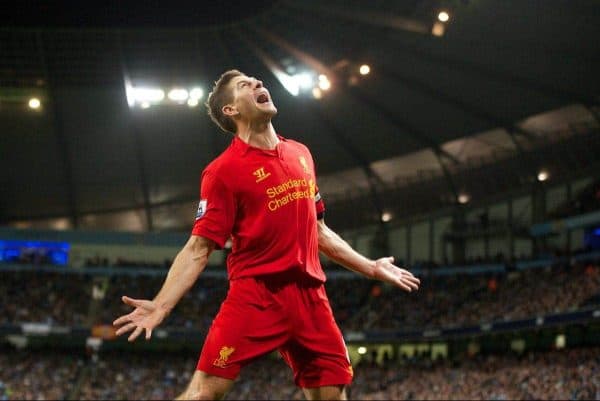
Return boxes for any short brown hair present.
[205,69,244,134]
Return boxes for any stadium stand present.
[1,346,598,400]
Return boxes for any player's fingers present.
[115,322,136,336]
[145,328,152,340]
[403,274,420,284]
[122,296,142,307]
[404,278,420,290]
[128,326,144,342]
[396,279,412,292]
[113,314,133,326]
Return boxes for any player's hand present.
[372,257,420,292]
[112,296,167,342]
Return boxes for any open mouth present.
[256,93,269,104]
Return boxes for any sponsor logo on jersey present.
[195,199,207,220]
[265,178,316,212]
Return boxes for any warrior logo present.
[253,167,271,183]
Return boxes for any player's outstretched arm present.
[113,235,215,342]
[317,219,420,292]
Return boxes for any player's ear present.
[222,104,238,117]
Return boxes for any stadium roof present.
[1,0,599,232]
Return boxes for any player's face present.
[228,75,277,120]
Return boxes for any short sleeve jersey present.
[192,135,326,282]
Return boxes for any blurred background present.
[1,0,599,399]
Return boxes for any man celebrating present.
[113,70,420,400]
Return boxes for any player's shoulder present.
[283,137,312,155]
[202,141,238,178]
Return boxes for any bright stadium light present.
[28,97,41,109]
[438,11,450,22]
[294,72,314,90]
[168,88,189,103]
[537,170,549,182]
[317,74,331,91]
[458,193,470,204]
[187,98,199,107]
[127,87,165,107]
[318,78,331,91]
[189,87,204,99]
[381,212,392,222]
[140,101,151,109]
[312,87,323,99]
[359,64,371,75]
[357,346,367,355]
[274,71,300,96]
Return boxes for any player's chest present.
[235,154,315,204]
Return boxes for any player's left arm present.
[317,218,420,292]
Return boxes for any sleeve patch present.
[195,199,207,220]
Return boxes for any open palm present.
[113,296,167,342]
[372,256,420,292]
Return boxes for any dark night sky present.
[2,1,279,28]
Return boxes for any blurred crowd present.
[0,271,90,325]
[350,261,600,331]
[0,347,83,400]
[84,256,172,269]
[1,346,598,400]
[1,261,599,333]
[355,347,600,400]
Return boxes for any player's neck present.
[236,121,279,150]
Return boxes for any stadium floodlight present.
[189,87,204,100]
[127,87,165,107]
[294,72,314,90]
[318,76,331,91]
[312,87,323,99]
[140,101,151,109]
[168,88,189,103]
[28,97,41,109]
[537,170,549,182]
[458,193,470,204]
[438,11,450,22]
[187,98,199,107]
[359,64,371,75]
[381,212,392,222]
[273,71,300,96]
[357,346,367,355]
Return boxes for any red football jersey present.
[192,135,326,281]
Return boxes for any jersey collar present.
[232,134,286,157]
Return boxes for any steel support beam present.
[116,30,153,231]
[283,1,431,35]
[36,30,79,228]
[377,65,538,143]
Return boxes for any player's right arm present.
[113,234,215,342]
